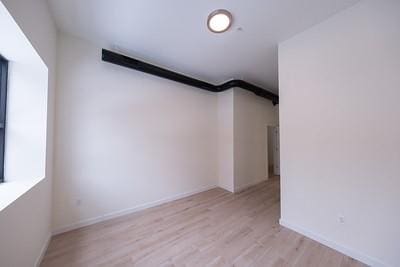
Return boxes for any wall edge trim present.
[279,219,389,267]
[34,232,51,267]
[234,178,269,193]
[52,184,218,235]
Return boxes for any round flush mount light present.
[207,9,233,33]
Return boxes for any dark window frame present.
[0,55,8,183]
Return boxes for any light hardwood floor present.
[41,177,366,267]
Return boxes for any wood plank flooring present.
[41,177,367,267]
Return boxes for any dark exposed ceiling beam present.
[102,49,279,105]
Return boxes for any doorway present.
[267,126,280,177]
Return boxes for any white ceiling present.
[47,0,360,93]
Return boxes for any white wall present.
[0,5,48,184]
[0,0,57,266]
[53,33,279,232]
[2,0,57,179]
[52,33,219,232]
[0,178,50,267]
[217,88,279,192]
[279,1,400,266]
[233,88,278,191]
[218,90,234,192]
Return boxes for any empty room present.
[0,0,399,266]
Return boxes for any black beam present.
[102,49,279,105]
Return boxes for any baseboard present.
[279,219,388,267]
[34,233,51,267]
[234,178,268,193]
[52,184,217,235]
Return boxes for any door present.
[273,126,280,175]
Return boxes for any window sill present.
[0,177,45,211]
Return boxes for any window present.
[0,55,8,183]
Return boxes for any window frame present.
[0,55,8,183]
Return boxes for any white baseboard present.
[35,233,51,267]
[52,185,217,235]
[279,219,388,267]
[234,178,268,193]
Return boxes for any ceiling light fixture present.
[207,9,232,33]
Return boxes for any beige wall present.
[218,90,234,192]
[233,88,279,191]
[279,1,400,266]
[53,33,279,232]
[52,33,219,232]
[217,88,279,192]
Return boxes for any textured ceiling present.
[48,0,361,93]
